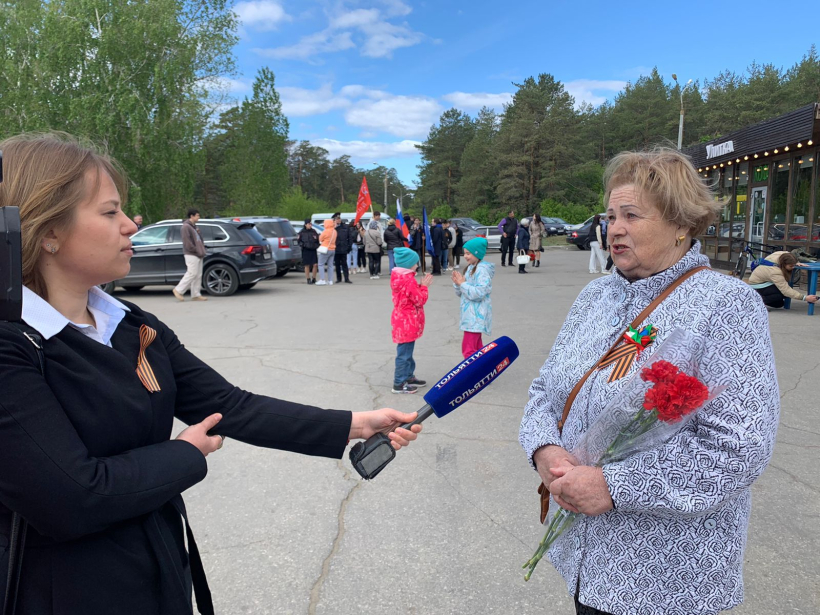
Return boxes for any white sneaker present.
[369,276,376,279]
[315,280,326,286]
[329,280,334,285]
[375,275,380,279]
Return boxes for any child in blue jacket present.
[451,237,494,358]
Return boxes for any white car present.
[475,226,502,252]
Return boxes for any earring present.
[675,235,686,246]
[50,246,57,254]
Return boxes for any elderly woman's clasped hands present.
[534,444,613,516]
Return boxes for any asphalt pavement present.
[118,247,820,615]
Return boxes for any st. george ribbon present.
[349,337,520,479]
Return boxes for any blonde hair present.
[604,146,723,237]
[0,133,127,300]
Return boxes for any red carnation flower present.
[643,372,709,423]
[640,360,680,384]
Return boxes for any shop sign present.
[706,140,735,160]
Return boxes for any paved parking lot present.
[118,247,819,614]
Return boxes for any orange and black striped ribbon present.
[136,324,161,392]
[597,342,639,383]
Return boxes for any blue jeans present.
[440,250,449,269]
[394,341,416,387]
[388,249,395,272]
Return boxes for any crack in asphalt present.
[779,360,820,402]
[307,460,361,615]
[766,463,819,494]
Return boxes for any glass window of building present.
[768,160,790,242]
[788,156,813,240]
[731,163,749,259]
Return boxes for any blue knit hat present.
[393,247,420,269]
[463,237,487,260]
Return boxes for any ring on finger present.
[217,435,225,450]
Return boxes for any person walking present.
[451,221,463,268]
[588,214,609,274]
[173,208,207,302]
[517,218,531,274]
[451,237,494,359]
[431,219,444,276]
[390,248,433,394]
[297,219,320,284]
[383,218,405,273]
[333,214,353,284]
[364,220,383,279]
[529,214,546,267]
[316,218,337,286]
[498,210,518,267]
[446,220,458,270]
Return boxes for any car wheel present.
[274,269,288,278]
[99,281,116,294]
[204,263,239,296]
[121,285,144,292]
[238,283,257,291]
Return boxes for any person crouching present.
[391,248,433,394]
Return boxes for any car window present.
[239,226,266,245]
[256,221,295,238]
[167,225,182,243]
[132,226,170,246]
[199,224,229,242]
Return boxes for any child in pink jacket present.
[391,247,433,394]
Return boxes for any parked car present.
[311,211,391,233]
[221,216,300,277]
[450,217,483,242]
[566,219,594,250]
[474,226,502,252]
[290,220,324,235]
[521,216,569,236]
[101,219,276,296]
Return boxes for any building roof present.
[683,103,819,169]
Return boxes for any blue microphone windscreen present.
[423,337,519,418]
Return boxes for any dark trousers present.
[755,284,786,308]
[334,253,350,282]
[357,247,367,268]
[368,253,380,276]
[501,236,515,265]
[606,255,614,271]
[575,595,614,615]
[432,252,442,274]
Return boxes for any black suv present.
[102,219,277,296]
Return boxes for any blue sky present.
[224,0,817,187]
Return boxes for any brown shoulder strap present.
[557,266,708,432]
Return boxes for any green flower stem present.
[523,508,579,581]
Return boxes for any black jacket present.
[454,228,464,250]
[334,221,351,254]
[297,227,319,250]
[0,304,351,614]
[383,225,405,250]
[517,226,531,251]
[410,227,424,254]
[430,225,444,255]
[501,216,518,237]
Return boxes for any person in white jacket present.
[588,214,609,274]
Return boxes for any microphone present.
[349,337,520,479]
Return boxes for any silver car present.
[220,216,300,277]
[474,226,502,251]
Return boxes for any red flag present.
[354,177,372,225]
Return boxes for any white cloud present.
[279,84,351,117]
[564,79,626,107]
[442,91,512,110]
[345,94,442,138]
[201,76,252,94]
[235,1,291,31]
[254,31,355,61]
[255,1,424,62]
[312,138,421,161]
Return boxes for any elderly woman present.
[0,133,421,615]
[747,251,818,309]
[520,147,779,615]
[529,214,546,267]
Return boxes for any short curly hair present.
[604,146,723,237]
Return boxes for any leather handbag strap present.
[3,325,44,615]
[557,266,708,431]
[538,265,709,524]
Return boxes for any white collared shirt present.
[22,286,130,347]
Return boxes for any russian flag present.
[395,198,410,247]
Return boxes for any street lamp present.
[672,74,694,150]
[371,162,389,215]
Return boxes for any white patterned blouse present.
[519,242,779,615]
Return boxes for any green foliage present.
[430,202,453,220]
[276,187,329,221]
[469,205,495,226]
[540,199,595,224]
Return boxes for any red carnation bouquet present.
[523,328,725,580]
